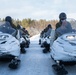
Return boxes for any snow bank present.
[30,34,40,41]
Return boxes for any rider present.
[55,12,72,39]
[5,16,26,53]
[5,16,18,38]
[41,24,52,38]
[45,24,52,38]
[42,24,52,53]
[5,16,17,29]
[39,24,52,45]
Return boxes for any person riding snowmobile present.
[42,24,52,53]
[51,13,75,75]
[44,24,52,38]
[21,28,30,48]
[5,16,17,29]
[41,24,52,38]
[5,16,26,53]
[55,12,72,39]
[5,16,17,37]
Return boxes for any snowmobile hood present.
[56,33,76,54]
[0,33,18,50]
[0,22,20,56]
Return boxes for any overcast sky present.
[0,0,76,20]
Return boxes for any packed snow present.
[0,34,76,75]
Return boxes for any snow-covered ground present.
[0,34,76,75]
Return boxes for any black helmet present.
[17,24,21,29]
[5,16,12,23]
[59,12,67,20]
[47,24,52,28]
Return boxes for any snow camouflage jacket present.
[45,28,52,37]
[56,21,72,36]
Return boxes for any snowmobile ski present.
[8,59,21,69]
[52,64,68,75]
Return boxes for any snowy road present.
[0,34,76,75]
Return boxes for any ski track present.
[0,34,76,75]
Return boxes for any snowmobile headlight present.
[48,36,51,39]
[0,35,9,40]
[66,35,76,41]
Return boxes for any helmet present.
[47,24,52,28]
[17,24,21,29]
[5,16,12,23]
[59,12,67,20]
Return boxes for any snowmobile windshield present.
[67,18,76,32]
[0,22,16,36]
[56,18,76,36]
[56,22,72,36]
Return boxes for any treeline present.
[13,19,58,36]
[0,18,76,36]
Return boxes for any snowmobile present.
[42,29,55,53]
[51,24,76,74]
[39,33,45,47]
[16,29,26,54]
[39,30,47,48]
[51,32,76,63]
[39,32,52,49]
[22,34,30,48]
[39,37,46,47]
[42,37,51,53]
[0,22,21,69]
[25,35,30,48]
[16,25,30,53]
